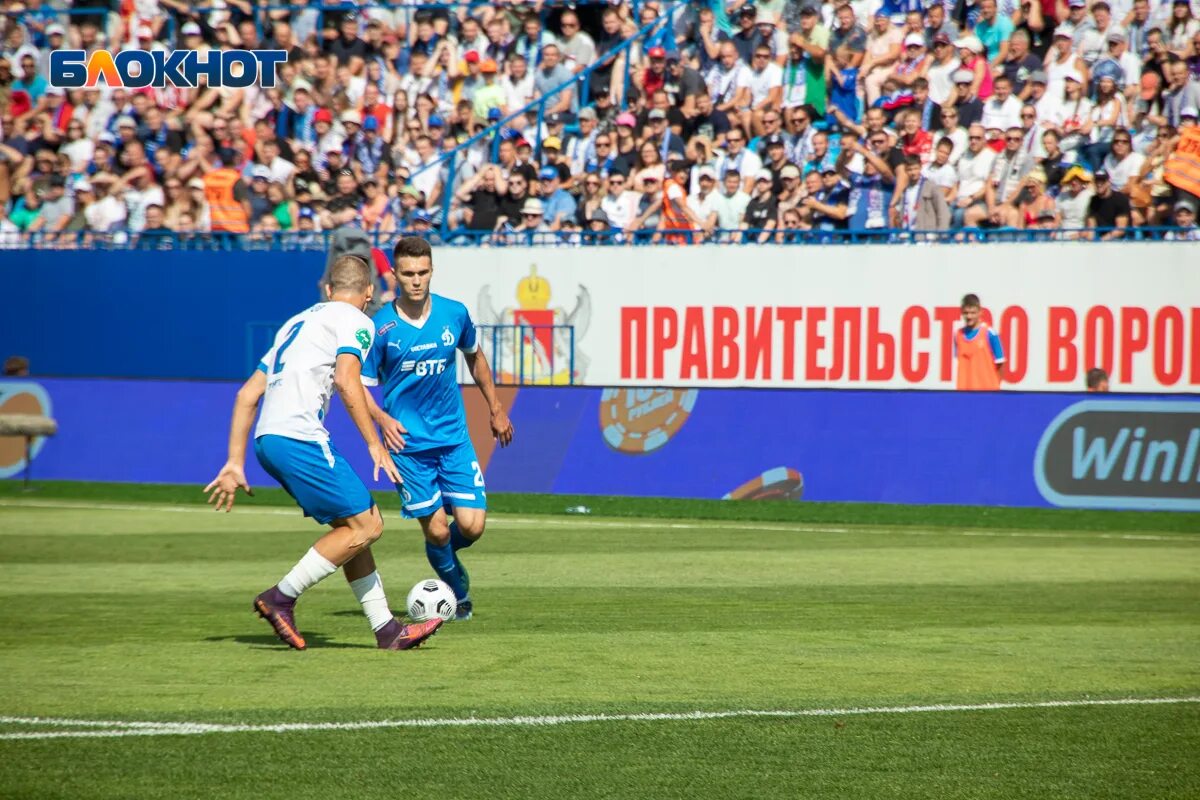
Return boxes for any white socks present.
[277,548,337,598]
[348,571,394,632]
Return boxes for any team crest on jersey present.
[477,265,591,385]
[441,326,455,347]
[355,329,371,349]
[377,321,396,336]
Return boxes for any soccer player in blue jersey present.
[362,237,514,621]
[204,255,443,651]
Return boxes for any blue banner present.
[3,251,324,379]
[4,379,1197,510]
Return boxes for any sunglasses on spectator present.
[523,212,542,217]
[1021,111,1036,118]
[792,116,808,124]
[1005,135,1023,142]
[1113,137,1131,144]
[968,135,984,140]
[586,180,600,187]
[562,21,578,29]
[596,140,611,147]
[727,136,743,143]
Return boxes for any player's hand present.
[369,442,402,484]
[379,414,408,452]
[204,463,253,512]
[491,408,515,448]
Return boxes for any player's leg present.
[251,435,442,650]
[392,448,470,604]
[438,441,489,619]
[342,546,443,650]
[253,505,382,651]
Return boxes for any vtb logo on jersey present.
[401,358,448,377]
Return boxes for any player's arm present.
[988,328,1006,382]
[204,369,267,512]
[463,347,514,447]
[334,353,402,484]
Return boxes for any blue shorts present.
[255,434,375,525]
[392,440,486,519]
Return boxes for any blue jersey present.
[363,294,477,453]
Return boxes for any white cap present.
[46,23,65,36]
[340,110,361,125]
[954,35,984,54]
[756,9,776,25]
[136,25,154,39]
[904,33,925,48]
[252,165,271,180]
[75,180,93,192]
[1064,68,1083,83]
[754,168,773,182]
[182,21,202,36]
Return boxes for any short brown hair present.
[3,355,30,376]
[326,255,373,295]
[961,293,981,309]
[393,236,433,262]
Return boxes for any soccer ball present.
[406,579,457,622]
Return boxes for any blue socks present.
[425,540,468,601]
[449,521,474,552]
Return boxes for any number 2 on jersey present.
[272,322,305,374]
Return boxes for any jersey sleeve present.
[256,346,274,374]
[333,305,374,364]
[458,304,479,353]
[987,328,1006,364]
[361,335,381,387]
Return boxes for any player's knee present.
[458,515,486,540]
[348,508,384,549]
[423,527,450,547]
[422,516,451,547]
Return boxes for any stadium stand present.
[1,0,1198,247]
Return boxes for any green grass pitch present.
[0,482,1197,799]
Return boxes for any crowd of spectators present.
[1,0,1198,246]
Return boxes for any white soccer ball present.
[406,579,457,622]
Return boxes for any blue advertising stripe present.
[6,379,1197,510]
[4,250,325,380]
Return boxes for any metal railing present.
[459,324,577,386]
[407,5,684,229]
[3,227,1196,251]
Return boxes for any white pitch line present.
[0,498,1190,542]
[1,696,1197,741]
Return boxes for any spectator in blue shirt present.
[974,0,1014,67]
[538,166,577,229]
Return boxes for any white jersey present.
[254,301,375,443]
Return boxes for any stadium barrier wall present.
[3,378,1197,511]
[5,243,1198,392]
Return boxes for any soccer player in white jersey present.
[362,237,514,621]
[204,255,443,651]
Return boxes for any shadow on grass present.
[204,631,375,650]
